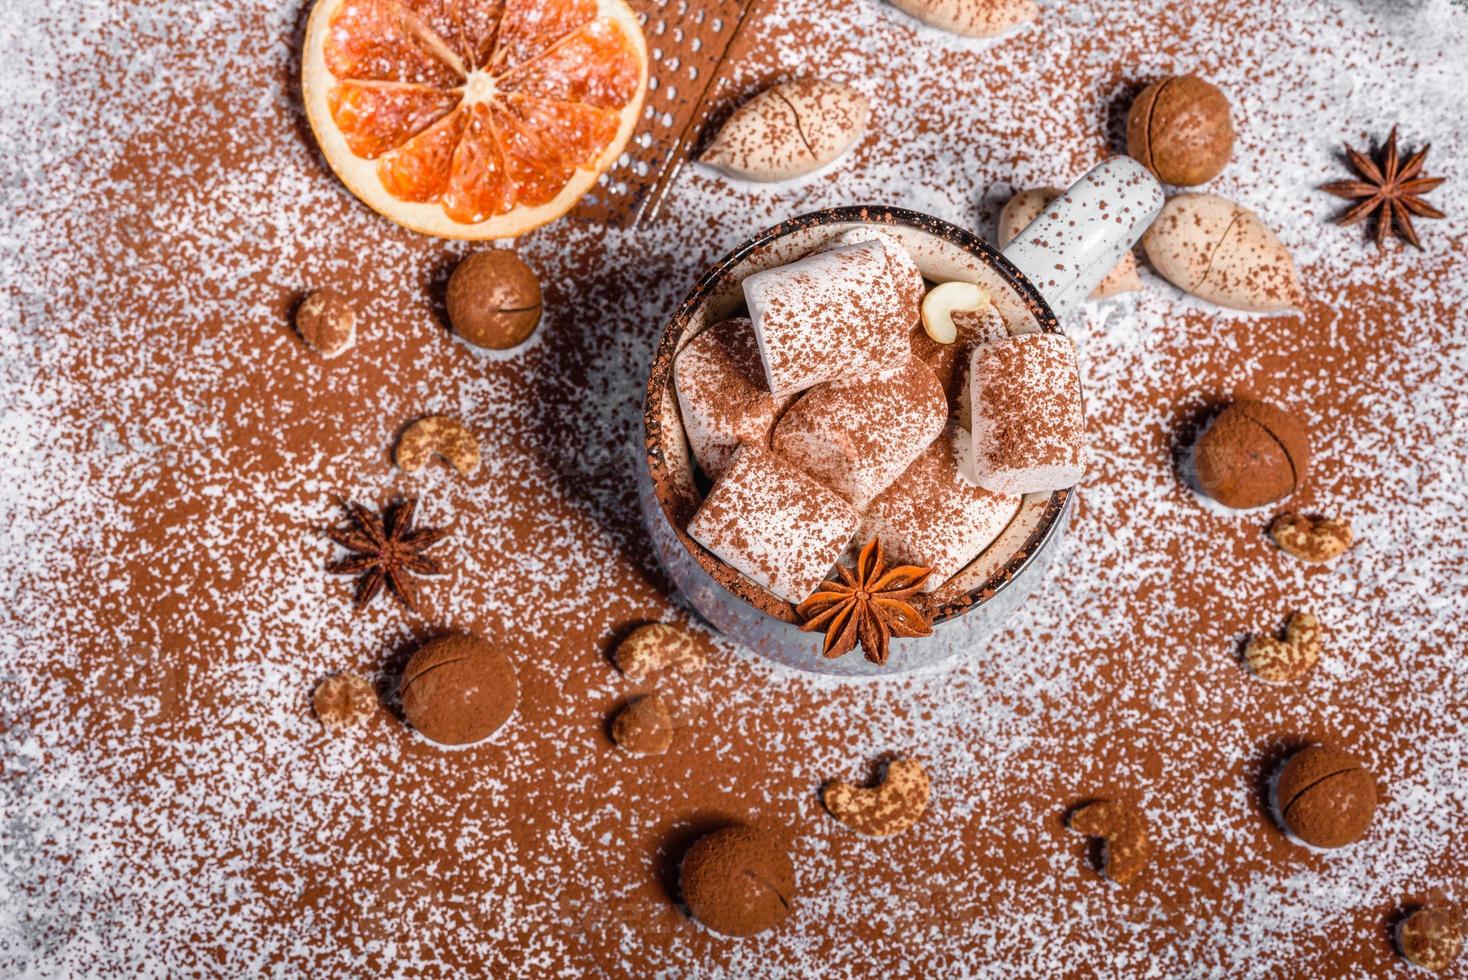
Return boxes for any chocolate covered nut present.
[610,694,674,756]
[296,288,358,358]
[446,250,542,350]
[1143,193,1300,312]
[1127,75,1235,186]
[400,634,518,746]
[1193,399,1310,509]
[1274,745,1377,848]
[680,827,795,937]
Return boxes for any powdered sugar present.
[1,0,1465,975]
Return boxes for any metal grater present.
[570,0,768,228]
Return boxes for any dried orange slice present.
[302,0,647,239]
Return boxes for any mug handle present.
[999,156,1164,320]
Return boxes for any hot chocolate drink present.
[671,225,1086,634]
[647,165,1160,673]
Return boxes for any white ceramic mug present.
[641,158,1163,676]
[1003,156,1162,318]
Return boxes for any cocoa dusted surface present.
[2,0,1465,976]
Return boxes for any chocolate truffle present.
[445,250,542,350]
[1127,75,1234,186]
[1275,746,1377,848]
[400,634,518,746]
[1193,399,1310,509]
[680,827,795,937]
[295,287,358,358]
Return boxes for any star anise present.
[326,497,450,612]
[1322,126,1446,249]
[796,538,932,667]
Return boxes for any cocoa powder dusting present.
[772,354,947,508]
[1,0,1465,975]
[675,316,791,479]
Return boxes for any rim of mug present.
[643,204,1073,627]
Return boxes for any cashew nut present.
[1068,799,1151,883]
[394,415,481,476]
[920,281,991,345]
[613,623,705,682]
[1245,611,1323,684]
[822,757,930,837]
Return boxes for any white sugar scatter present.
[1,0,1466,976]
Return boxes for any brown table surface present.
[3,0,1465,976]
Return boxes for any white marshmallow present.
[674,317,792,479]
[687,444,861,605]
[772,355,947,509]
[912,301,1009,414]
[743,240,916,398]
[864,422,1021,591]
[965,333,1084,494]
[824,227,925,311]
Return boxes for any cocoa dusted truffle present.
[445,250,542,350]
[400,633,518,746]
[1193,399,1310,509]
[1274,745,1377,848]
[1127,75,1234,186]
[680,826,795,937]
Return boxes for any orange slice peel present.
[302,0,648,239]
